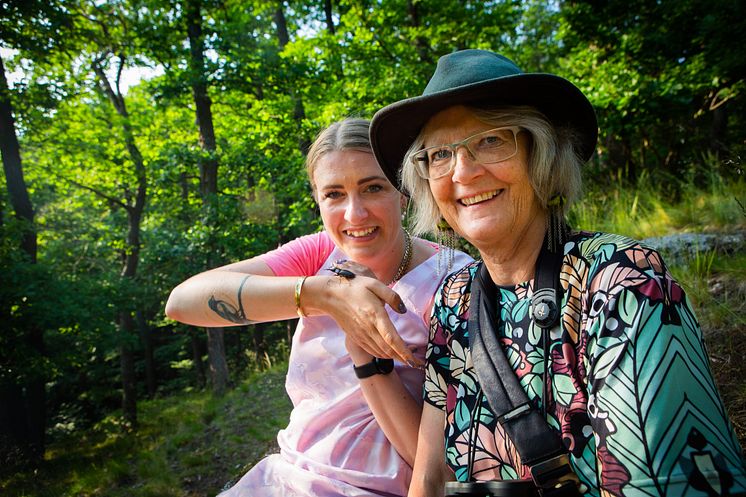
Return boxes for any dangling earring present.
[436,218,456,275]
[401,195,410,227]
[546,194,569,254]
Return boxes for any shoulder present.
[284,231,334,256]
[438,260,480,308]
[567,231,667,274]
[259,231,335,276]
[564,231,680,303]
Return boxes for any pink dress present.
[218,232,472,497]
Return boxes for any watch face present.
[376,358,394,374]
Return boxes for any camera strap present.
[468,241,582,497]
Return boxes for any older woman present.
[370,50,746,497]
[166,118,472,496]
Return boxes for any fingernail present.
[397,302,407,313]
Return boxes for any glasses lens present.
[410,151,432,179]
[425,146,454,178]
[468,128,517,164]
[411,127,519,180]
[411,148,453,179]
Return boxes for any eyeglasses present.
[409,126,520,179]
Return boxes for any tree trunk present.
[119,313,138,428]
[137,311,156,398]
[286,319,296,351]
[92,56,147,429]
[190,329,207,387]
[207,327,229,395]
[273,2,310,154]
[605,133,635,181]
[185,0,230,394]
[254,323,267,362]
[710,104,727,156]
[406,0,433,65]
[0,52,45,465]
[0,54,36,260]
[323,0,335,34]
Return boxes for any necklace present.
[388,229,413,285]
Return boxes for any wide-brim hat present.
[370,49,598,188]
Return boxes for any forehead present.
[312,150,387,187]
[421,105,492,146]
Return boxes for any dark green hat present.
[370,49,598,187]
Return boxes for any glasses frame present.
[409,126,521,180]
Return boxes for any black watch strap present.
[353,358,394,379]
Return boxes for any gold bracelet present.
[294,276,308,318]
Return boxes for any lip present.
[459,189,503,206]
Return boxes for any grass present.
[569,167,745,238]
[1,363,292,497]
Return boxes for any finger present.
[369,283,407,314]
[349,328,388,358]
[373,313,424,367]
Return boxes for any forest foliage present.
[1,0,745,470]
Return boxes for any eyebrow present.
[320,175,387,189]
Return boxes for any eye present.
[429,148,453,164]
[364,184,384,193]
[476,134,506,149]
[323,190,343,199]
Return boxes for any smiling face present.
[313,149,405,271]
[423,106,545,255]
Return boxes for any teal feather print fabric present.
[424,231,746,496]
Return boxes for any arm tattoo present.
[208,275,256,324]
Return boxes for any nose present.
[450,146,484,183]
[344,195,368,223]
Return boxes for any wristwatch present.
[353,357,394,379]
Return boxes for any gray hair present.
[306,118,372,193]
[401,106,583,236]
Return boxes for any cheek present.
[428,181,451,208]
[318,203,342,227]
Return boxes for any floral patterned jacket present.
[424,231,746,496]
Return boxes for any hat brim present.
[370,73,598,188]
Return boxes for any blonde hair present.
[305,118,372,193]
[401,106,583,235]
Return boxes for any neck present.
[371,229,411,285]
[479,212,547,286]
[387,229,412,285]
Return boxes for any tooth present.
[347,228,374,237]
[463,191,498,205]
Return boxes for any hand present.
[309,260,424,368]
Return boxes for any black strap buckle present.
[529,454,581,496]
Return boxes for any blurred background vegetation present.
[1,0,744,495]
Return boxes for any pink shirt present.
[218,231,472,497]
[259,231,337,278]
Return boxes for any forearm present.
[167,259,419,363]
[166,270,332,327]
[359,374,421,466]
[408,403,451,497]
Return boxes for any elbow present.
[164,286,186,322]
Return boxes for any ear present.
[400,194,408,211]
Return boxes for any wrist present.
[353,357,394,379]
[301,275,336,315]
[349,347,375,366]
